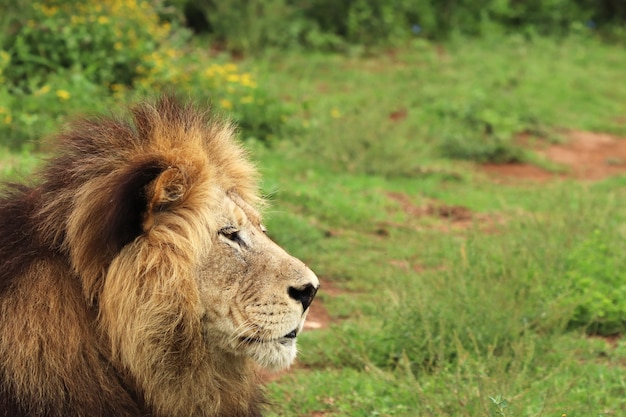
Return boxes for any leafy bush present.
[186,0,417,53]
[3,1,173,90]
[191,0,306,53]
[0,0,291,149]
[435,98,530,163]
[180,0,626,53]
[143,60,292,141]
[566,229,626,335]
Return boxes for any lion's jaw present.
[198,192,319,371]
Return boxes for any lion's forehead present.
[226,193,261,227]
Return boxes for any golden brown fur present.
[0,96,318,417]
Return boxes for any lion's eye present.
[219,226,245,247]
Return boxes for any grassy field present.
[4,35,626,416]
[251,35,626,417]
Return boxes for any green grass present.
[257,148,626,414]
[250,35,626,416]
[256,34,626,173]
[4,34,626,416]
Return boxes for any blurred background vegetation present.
[1,0,625,150]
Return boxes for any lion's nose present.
[288,283,318,311]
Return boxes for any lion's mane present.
[0,96,267,417]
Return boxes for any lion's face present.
[22,96,317,416]
[197,191,319,370]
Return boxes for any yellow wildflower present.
[223,63,238,73]
[240,96,254,104]
[3,114,11,125]
[0,107,6,114]
[330,107,342,118]
[226,74,240,83]
[219,99,233,110]
[97,16,109,24]
[208,64,225,76]
[56,90,71,101]
[41,5,58,17]
[240,73,257,88]
[110,83,125,92]
[35,85,51,96]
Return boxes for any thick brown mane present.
[0,96,267,417]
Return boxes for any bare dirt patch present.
[385,191,501,232]
[481,163,557,183]
[543,131,626,180]
[481,131,626,182]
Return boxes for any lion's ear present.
[142,166,188,231]
[101,162,189,254]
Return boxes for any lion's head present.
[0,96,318,417]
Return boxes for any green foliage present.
[3,1,172,89]
[0,0,291,149]
[192,0,305,53]
[567,229,626,334]
[434,95,531,163]
[179,0,626,54]
[187,0,417,53]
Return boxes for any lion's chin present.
[247,338,298,371]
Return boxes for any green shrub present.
[3,1,173,90]
[187,0,417,53]
[143,60,293,141]
[0,0,291,149]
[179,0,625,52]
[0,72,112,150]
[192,0,306,53]
[433,90,535,163]
[566,229,626,335]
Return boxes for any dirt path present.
[481,131,626,182]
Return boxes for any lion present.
[0,95,319,417]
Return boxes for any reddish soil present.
[481,163,556,183]
[388,108,408,122]
[385,191,502,233]
[481,131,626,182]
